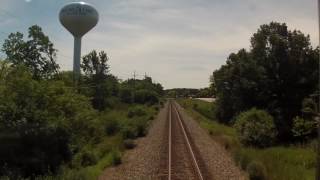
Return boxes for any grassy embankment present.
[41,103,161,180]
[177,99,316,180]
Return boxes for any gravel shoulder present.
[174,101,246,180]
[99,103,169,180]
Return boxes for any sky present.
[0,0,318,89]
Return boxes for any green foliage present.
[73,148,98,167]
[0,25,163,179]
[80,50,120,111]
[2,25,59,79]
[109,150,121,166]
[127,106,147,118]
[104,118,120,136]
[292,116,316,141]
[178,99,316,180]
[119,87,133,103]
[212,22,319,141]
[0,66,101,177]
[165,88,200,98]
[247,161,267,180]
[121,76,163,104]
[134,89,159,105]
[234,108,277,147]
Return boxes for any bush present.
[135,123,147,137]
[234,108,277,147]
[193,103,198,109]
[247,161,267,180]
[120,126,136,139]
[233,150,252,170]
[127,106,146,118]
[110,150,121,166]
[119,87,132,103]
[291,116,316,141]
[73,149,98,167]
[104,119,120,136]
[134,90,159,105]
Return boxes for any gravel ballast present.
[99,103,169,180]
[100,101,245,180]
[174,101,246,180]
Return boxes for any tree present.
[212,22,319,140]
[81,50,109,77]
[2,25,59,79]
[0,65,100,177]
[81,50,115,110]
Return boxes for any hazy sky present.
[0,0,318,89]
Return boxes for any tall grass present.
[33,103,160,180]
[177,98,316,180]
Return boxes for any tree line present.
[165,87,214,98]
[211,22,319,145]
[0,25,163,178]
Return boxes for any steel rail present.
[169,102,204,180]
[168,103,172,180]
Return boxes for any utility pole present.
[132,71,136,103]
[317,1,320,180]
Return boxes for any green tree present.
[212,22,319,140]
[2,25,59,79]
[292,116,315,142]
[0,65,100,177]
[81,50,118,110]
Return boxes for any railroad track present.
[164,101,208,180]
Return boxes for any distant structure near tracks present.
[59,2,99,84]
[196,98,215,102]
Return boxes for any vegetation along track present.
[163,100,212,180]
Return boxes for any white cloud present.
[1,0,318,88]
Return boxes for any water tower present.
[59,2,99,83]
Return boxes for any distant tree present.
[2,25,59,79]
[121,76,163,104]
[81,50,109,77]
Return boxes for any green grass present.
[36,103,160,180]
[177,98,316,180]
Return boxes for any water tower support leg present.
[73,37,82,85]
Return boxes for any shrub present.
[104,119,120,136]
[233,150,252,170]
[246,161,267,180]
[234,108,277,147]
[193,103,198,110]
[127,106,146,118]
[291,116,316,141]
[135,123,147,137]
[110,150,121,166]
[120,126,136,139]
[119,87,132,103]
[73,149,97,167]
[134,90,159,105]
